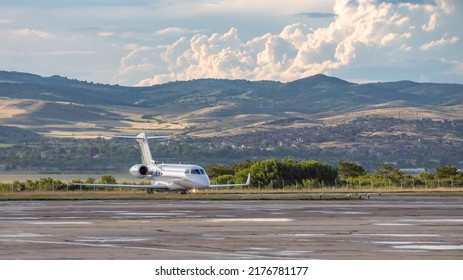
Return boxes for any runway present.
[1,196,463,259]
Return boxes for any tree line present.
[1,159,462,192]
[207,159,463,189]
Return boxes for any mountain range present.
[0,70,462,139]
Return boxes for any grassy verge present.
[0,188,462,201]
[0,191,352,201]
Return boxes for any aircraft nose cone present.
[197,176,210,188]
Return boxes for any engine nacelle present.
[129,164,149,179]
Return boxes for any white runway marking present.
[400,219,463,223]
[278,233,327,237]
[75,237,155,242]
[25,221,93,225]
[393,244,463,250]
[119,212,179,216]
[353,233,440,237]
[372,241,448,245]
[374,223,415,226]
[207,218,294,222]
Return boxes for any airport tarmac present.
[0,196,462,259]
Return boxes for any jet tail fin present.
[109,133,168,166]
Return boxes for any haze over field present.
[0,0,462,85]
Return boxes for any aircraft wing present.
[73,183,169,190]
[209,173,251,188]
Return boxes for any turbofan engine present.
[129,164,149,179]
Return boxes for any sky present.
[0,0,462,86]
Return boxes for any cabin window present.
[185,170,190,174]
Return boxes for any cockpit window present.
[187,168,206,175]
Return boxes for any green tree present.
[233,158,337,188]
[338,160,366,179]
[232,159,255,173]
[249,158,281,187]
[418,171,434,181]
[85,177,96,184]
[97,174,116,184]
[214,174,235,184]
[38,177,54,191]
[435,165,458,179]
[374,164,405,185]
[206,164,234,179]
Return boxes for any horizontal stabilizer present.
[109,134,169,140]
[106,133,168,166]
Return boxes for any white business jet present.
[78,133,250,194]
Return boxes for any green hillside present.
[0,70,462,170]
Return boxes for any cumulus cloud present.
[420,33,459,50]
[10,28,53,39]
[400,44,412,51]
[112,45,158,85]
[422,13,438,31]
[113,0,457,85]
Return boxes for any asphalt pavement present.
[1,196,462,259]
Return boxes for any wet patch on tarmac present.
[0,196,462,259]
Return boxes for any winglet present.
[245,173,251,186]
